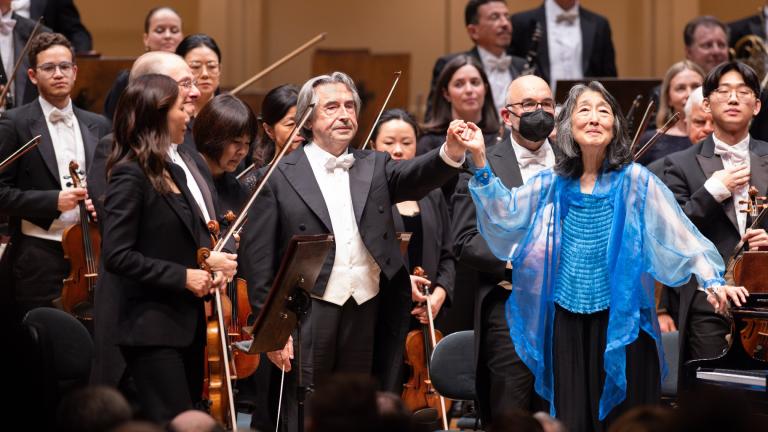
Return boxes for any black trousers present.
[686,290,729,360]
[478,286,538,425]
[277,295,380,432]
[553,305,660,432]
[12,234,69,319]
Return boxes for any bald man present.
[452,75,555,424]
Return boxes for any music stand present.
[247,234,334,432]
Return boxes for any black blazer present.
[391,188,455,303]
[0,99,111,230]
[728,13,764,47]
[508,4,617,85]
[425,46,526,121]
[29,0,92,53]
[241,144,462,391]
[663,136,768,374]
[451,137,524,374]
[99,161,209,347]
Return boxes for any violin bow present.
[629,100,655,155]
[229,33,327,96]
[360,71,402,150]
[0,17,44,111]
[633,112,680,162]
[0,135,41,171]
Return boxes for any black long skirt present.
[553,304,661,432]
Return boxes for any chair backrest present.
[661,330,679,397]
[430,330,476,400]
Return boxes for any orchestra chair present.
[661,330,680,402]
[430,330,481,431]
[21,307,94,429]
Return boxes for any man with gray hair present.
[241,71,483,430]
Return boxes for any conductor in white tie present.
[241,71,484,431]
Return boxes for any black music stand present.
[247,234,333,432]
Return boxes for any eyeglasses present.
[506,100,556,113]
[177,78,199,90]
[710,86,755,102]
[188,61,220,77]
[36,61,75,76]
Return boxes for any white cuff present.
[703,177,731,203]
[439,143,465,168]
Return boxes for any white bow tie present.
[324,153,355,172]
[486,55,512,73]
[49,108,74,127]
[0,16,15,35]
[518,149,548,169]
[714,140,749,164]
[556,12,578,25]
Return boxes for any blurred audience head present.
[307,374,379,432]
[55,385,132,432]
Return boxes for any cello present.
[56,160,100,322]
[402,266,452,430]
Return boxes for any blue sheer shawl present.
[469,162,725,419]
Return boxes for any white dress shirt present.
[167,143,212,222]
[477,45,513,115]
[21,97,86,241]
[304,142,381,306]
[544,0,583,91]
[704,133,751,235]
[11,0,30,18]
[510,136,555,183]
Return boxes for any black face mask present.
[513,109,555,142]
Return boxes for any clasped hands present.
[444,119,487,167]
[185,251,238,297]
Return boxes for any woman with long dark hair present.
[100,74,236,423]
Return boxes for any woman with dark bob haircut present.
[251,84,304,169]
[193,93,257,212]
[463,81,747,431]
[176,34,222,115]
[100,74,236,423]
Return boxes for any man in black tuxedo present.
[664,61,768,383]
[426,0,525,118]
[13,0,92,53]
[0,0,51,109]
[452,74,555,424]
[508,0,616,89]
[242,71,481,430]
[0,32,110,321]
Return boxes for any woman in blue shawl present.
[463,81,748,431]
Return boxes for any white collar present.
[476,45,507,62]
[712,132,750,152]
[39,96,73,119]
[546,0,580,15]
[510,134,552,158]
[305,141,349,163]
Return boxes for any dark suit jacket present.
[30,0,92,53]
[425,46,526,121]
[663,136,768,374]
[728,13,764,47]
[391,188,455,304]
[7,13,51,108]
[451,137,524,393]
[241,144,462,391]
[508,4,617,85]
[99,161,209,347]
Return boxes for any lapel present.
[749,137,768,198]
[74,108,98,168]
[163,163,201,244]
[488,136,524,188]
[281,146,333,231]
[349,148,375,225]
[178,147,216,222]
[579,8,595,74]
[534,6,550,81]
[418,195,437,267]
[28,101,59,181]
[696,136,738,232]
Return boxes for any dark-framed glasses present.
[506,99,556,112]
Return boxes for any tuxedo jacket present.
[728,13,765,47]
[241,144,462,390]
[508,4,617,85]
[425,46,526,121]
[29,0,92,53]
[663,136,768,368]
[391,188,455,303]
[7,13,51,108]
[451,137,524,371]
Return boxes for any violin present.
[726,186,768,360]
[56,160,100,322]
[402,266,451,430]
[199,219,239,431]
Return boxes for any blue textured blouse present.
[554,192,613,313]
[470,163,725,419]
